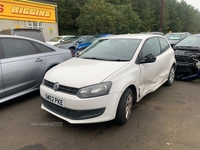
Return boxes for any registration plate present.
[44,94,64,107]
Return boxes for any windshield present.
[89,36,104,43]
[49,36,63,42]
[62,36,80,43]
[175,36,200,47]
[165,34,182,40]
[78,38,141,61]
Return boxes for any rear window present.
[11,29,45,42]
[12,31,32,38]
[33,42,54,53]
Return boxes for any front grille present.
[44,79,79,95]
[175,55,188,62]
[42,98,105,120]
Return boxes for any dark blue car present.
[73,34,113,55]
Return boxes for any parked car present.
[0,28,46,42]
[165,32,191,47]
[140,32,164,36]
[150,32,164,35]
[40,34,176,125]
[46,35,75,46]
[53,36,81,47]
[56,35,94,56]
[73,34,113,55]
[0,35,72,103]
[174,34,200,81]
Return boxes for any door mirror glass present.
[140,54,156,63]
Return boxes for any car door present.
[158,37,173,79]
[0,38,45,97]
[0,63,5,99]
[138,37,164,97]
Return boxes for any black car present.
[165,32,191,47]
[174,34,200,81]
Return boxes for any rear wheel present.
[115,88,134,125]
[165,66,175,86]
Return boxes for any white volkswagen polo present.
[40,34,176,125]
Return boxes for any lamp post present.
[160,0,164,32]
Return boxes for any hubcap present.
[169,67,175,83]
[125,94,133,119]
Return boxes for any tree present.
[77,0,141,34]
[56,0,87,34]
[44,0,200,34]
[132,0,156,32]
[115,4,141,33]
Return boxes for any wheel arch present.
[43,64,58,78]
[127,84,137,103]
[117,84,137,104]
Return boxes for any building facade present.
[0,0,59,41]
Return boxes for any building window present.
[27,21,43,32]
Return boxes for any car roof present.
[59,35,75,37]
[165,32,190,35]
[191,34,200,37]
[0,35,45,43]
[12,28,41,32]
[96,34,114,37]
[102,34,164,39]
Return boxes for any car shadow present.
[0,90,40,109]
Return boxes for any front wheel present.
[165,66,175,86]
[115,88,134,125]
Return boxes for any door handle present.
[35,58,43,62]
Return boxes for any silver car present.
[0,35,72,103]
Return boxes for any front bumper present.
[175,62,200,81]
[40,84,122,124]
[41,98,105,120]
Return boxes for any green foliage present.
[76,0,141,34]
[47,0,200,34]
[115,4,141,33]
[56,0,87,35]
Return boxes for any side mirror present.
[75,52,80,57]
[140,54,156,63]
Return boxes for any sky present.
[178,0,200,11]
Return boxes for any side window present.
[87,36,93,42]
[33,42,54,53]
[61,37,70,42]
[159,37,170,53]
[77,37,86,43]
[1,39,36,58]
[141,37,161,58]
[182,34,187,39]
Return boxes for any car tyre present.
[165,65,175,86]
[115,88,134,125]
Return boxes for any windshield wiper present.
[109,59,129,61]
[82,57,107,60]
[81,57,128,61]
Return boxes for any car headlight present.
[76,82,112,98]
